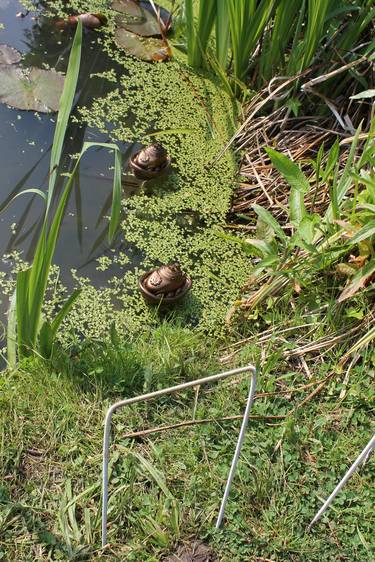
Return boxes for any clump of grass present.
[56,321,221,396]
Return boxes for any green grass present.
[0,312,374,561]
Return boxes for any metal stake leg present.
[308,434,375,530]
[216,370,256,528]
[101,364,256,547]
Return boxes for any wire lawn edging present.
[308,434,375,530]
[101,364,257,547]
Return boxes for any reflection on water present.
[0,0,141,321]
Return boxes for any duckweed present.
[19,0,251,341]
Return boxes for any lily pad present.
[0,44,22,65]
[0,66,64,112]
[114,28,171,61]
[112,0,170,36]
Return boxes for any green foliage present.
[265,147,309,226]
[182,0,374,97]
[228,0,276,86]
[237,122,375,319]
[215,0,230,69]
[184,0,216,68]
[62,321,219,396]
[54,43,248,342]
[6,22,84,364]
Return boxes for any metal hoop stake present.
[308,434,375,530]
[101,364,256,547]
[216,370,256,529]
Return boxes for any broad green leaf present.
[216,0,230,68]
[322,139,340,182]
[0,188,46,214]
[252,203,286,241]
[298,215,319,245]
[108,145,122,242]
[79,142,123,243]
[39,290,81,358]
[350,171,375,190]
[6,291,17,368]
[265,147,310,226]
[47,20,82,213]
[16,268,32,355]
[244,238,277,257]
[255,255,280,268]
[50,289,81,336]
[39,321,54,360]
[184,0,195,66]
[289,189,307,227]
[256,215,275,242]
[265,147,310,193]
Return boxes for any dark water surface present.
[0,0,141,325]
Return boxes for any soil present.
[163,540,216,562]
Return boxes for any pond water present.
[0,0,145,320]
[0,0,250,350]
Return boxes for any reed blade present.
[47,20,82,213]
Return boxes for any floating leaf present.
[114,28,171,61]
[112,0,170,36]
[0,44,21,65]
[0,66,64,112]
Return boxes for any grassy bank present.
[0,321,373,560]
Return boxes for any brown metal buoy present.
[139,263,191,304]
[129,143,171,180]
[56,13,107,29]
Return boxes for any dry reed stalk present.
[230,109,349,227]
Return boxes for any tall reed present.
[183,0,374,97]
